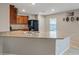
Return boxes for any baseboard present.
[3,53,16,55]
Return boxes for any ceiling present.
[12,3,79,15]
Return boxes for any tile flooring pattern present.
[64,48,79,55]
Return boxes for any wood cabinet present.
[10,5,28,24]
[10,5,29,31]
[10,5,17,24]
[17,16,28,24]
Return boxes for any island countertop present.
[0,31,69,39]
[0,31,70,55]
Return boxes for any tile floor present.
[64,47,79,55]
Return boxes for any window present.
[49,18,56,32]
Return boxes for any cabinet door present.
[17,16,19,24]
[10,5,17,24]
[13,8,17,24]
[10,5,14,24]
[17,16,22,24]
[23,16,28,24]
[17,16,28,24]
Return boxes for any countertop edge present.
[0,36,64,39]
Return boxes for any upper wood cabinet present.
[10,5,17,24]
[17,16,29,24]
[10,5,28,24]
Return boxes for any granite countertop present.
[0,31,69,39]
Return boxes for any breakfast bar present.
[0,31,70,55]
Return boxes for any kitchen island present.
[0,31,70,55]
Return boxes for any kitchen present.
[10,4,39,31]
[0,3,79,55]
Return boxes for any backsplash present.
[11,24,28,30]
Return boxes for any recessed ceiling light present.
[32,3,36,5]
[22,9,26,12]
[51,9,55,11]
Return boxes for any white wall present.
[38,15,46,32]
[0,3,10,32]
[45,10,79,34]
[45,10,79,48]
